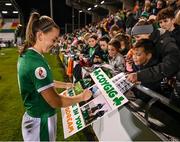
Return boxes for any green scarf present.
[89,47,95,57]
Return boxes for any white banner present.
[61,68,132,139]
[90,68,128,109]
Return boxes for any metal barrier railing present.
[135,85,180,121]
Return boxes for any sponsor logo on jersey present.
[35,67,47,79]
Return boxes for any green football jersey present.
[17,48,55,117]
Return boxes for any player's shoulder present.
[26,49,43,60]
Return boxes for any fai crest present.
[35,67,47,79]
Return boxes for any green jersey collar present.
[28,47,44,58]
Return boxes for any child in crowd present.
[87,34,101,65]
[88,34,99,58]
[65,37,73,53]
[108,39,125,75]
[109,24,121,38]
[157,7,180,48]
[157,8,180,97]
[174,10,180,49]
[114,33,131,56]
[80,33,91,55]
[79,34,100,66]
[157,7,175,32]
[132,39,160,96]
[152,0,166,15]
[93,35,110,64]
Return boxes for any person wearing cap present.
[131,21,154,42]
[125,20,154,73]
[127,20,180,93]
[126,20,155,73]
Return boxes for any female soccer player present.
[17,12,92,141]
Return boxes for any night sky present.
[15,0,91,33]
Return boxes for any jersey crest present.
[35,67,47,80]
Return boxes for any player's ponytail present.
[20,12,40,55]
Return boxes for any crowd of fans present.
[57,0,180,106]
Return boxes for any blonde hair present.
[83,33,91,41]
[20,12,59,55]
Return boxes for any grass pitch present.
[0,48,89,141]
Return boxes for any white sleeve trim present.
[37,83,54,93]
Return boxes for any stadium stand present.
[0,0,19,43]
[58,0,180,141]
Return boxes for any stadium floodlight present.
[5,3,12,6]
[13,11,18,14]
[2,11,8,14]
[79,10,82,13]
[94,5,98,8]
[100,1,104,4]
[87,7,91,11]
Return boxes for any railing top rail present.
[135,84,180,114]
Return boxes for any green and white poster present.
[61,68,132,139]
